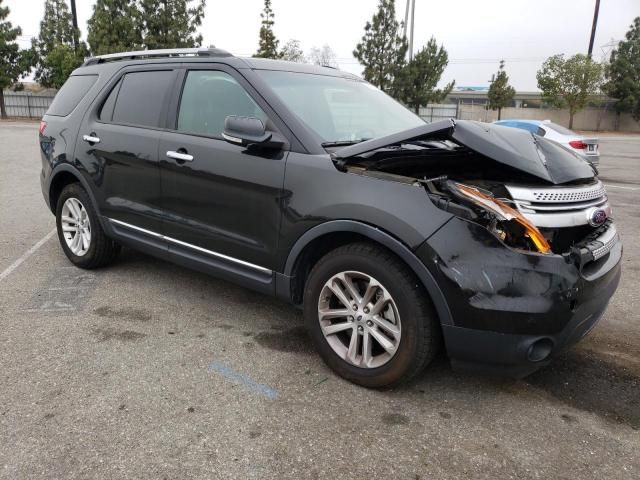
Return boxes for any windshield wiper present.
[322,139,370,148]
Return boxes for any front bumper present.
[418,217,622,377]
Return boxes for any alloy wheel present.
[317,271,401,368]
[60,197,91,257]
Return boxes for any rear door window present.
[112,70,174,128]
[47,75,98,116]
[176,70,267,138]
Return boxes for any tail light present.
[569,140,586,149]
[39,120,47,136]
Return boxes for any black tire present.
[55,183,120,269]
[303,242,441,388]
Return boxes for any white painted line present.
[0,228,56,282]
[604,184,640,191]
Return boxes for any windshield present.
[260,71,425,144]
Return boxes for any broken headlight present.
[444,181,551,254]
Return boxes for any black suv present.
[39,48,621,387]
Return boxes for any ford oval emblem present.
[587,207,608,227]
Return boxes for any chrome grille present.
[531,185,606,202]
[505,181,610,228]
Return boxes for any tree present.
[33,0,87,88]
[353,0,407,95]
[604,17,640,122]
[488,60,516,120]
[254,0,280,59]
[308,44,337,68]
[0,0,31,118]
[87,0,143,55]
[280,39,305,62]
[140,0,205,49]
[397,37,454,114]
[536,53,603,129]
[44,44,83,88]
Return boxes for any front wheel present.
[55,183,120,269]
[303,243,440,388]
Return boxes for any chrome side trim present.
[109,218,163,238]
[162,236,272,274]
[108,218,272,274]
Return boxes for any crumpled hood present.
[333,119,596,185]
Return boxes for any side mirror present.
[222,115,283,149]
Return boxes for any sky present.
[6,0,640,91]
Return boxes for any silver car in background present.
[494,119,600,165]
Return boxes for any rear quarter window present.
[46,75,98,117]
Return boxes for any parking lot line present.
[0,228,56,283]
[208,361,279,400]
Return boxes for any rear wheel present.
[55,183,120,269]
[303,242,440,388]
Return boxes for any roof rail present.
[83,47,232,66]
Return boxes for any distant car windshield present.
[260,71,425,144]
[545,122,576,136]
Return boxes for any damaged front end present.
[332,119,622,376]
[332,119,617,268]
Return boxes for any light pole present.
[69,0,79,52]
[408,0,416,62]
[588,0,601,57]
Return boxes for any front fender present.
[280,219,453,327]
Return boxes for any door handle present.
[82,134,100,144]
[167,150,194,162]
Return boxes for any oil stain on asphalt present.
[252,325,313,354]
[526,350,640,429]
[92,327,147,343]
[93,305,152,322]
[381,413,410,426]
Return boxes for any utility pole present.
[403,0,416,62]
[403,0,410,39]
[408,0,416,62]
[587,0,600,57]
[69,0,79,52]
